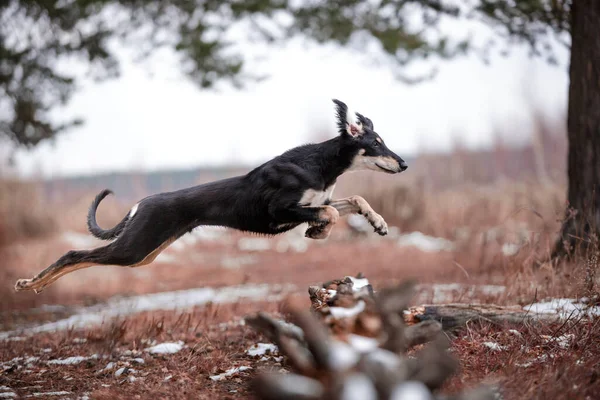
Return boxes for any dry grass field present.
[1,131,599,399]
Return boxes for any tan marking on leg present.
[15,237,179,293]
[15,262,95,293]
[129,237,178,267]
[330,195,388,235]
[305,205,339,240]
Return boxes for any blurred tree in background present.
[2,0,597,258]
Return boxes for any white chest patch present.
[299,185,336,207]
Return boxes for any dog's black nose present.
[400,161,408,171]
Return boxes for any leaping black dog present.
[15,99,407,293]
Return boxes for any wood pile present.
[246,274,497,400]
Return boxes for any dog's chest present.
[298,185,336,207]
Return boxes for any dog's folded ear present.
[332,99,363,139]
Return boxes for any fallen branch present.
[405,303,561,330]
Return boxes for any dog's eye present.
[372,140,380,147]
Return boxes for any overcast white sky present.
[11,21,570,179]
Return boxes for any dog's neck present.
[315,136,358,187]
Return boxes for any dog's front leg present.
[270,204,339,240]
[329,196,388,236]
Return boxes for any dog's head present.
[333,99,407,174]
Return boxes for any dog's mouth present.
[376,164,399,174]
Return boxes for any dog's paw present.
[15,278,33,292]
[370,214,388,236]
[305,225,330,240]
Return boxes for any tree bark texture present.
[554,0,600,257]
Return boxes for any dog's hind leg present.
[14,243,139,293]
[329,195,388,235]
[14,233,179,293]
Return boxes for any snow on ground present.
[0,386,16,399]
[220,255,258,269]
[47,355,98,365]
[483,342,506,352]
[25,391,72,398]
[246,343,278,357]
[209,366,252,381]
[145,341,185,355]
[0,283,295,339]
[237,237,271,252]
[61,232,103,249]
[523,298,600,319]
[397,232,456,253]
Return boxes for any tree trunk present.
[553,0,600,258]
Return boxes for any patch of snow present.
[209,366,252,381]
[327,341,359,371]
[0,388,16,399]
[397,232,455,252]
[100,362,115,372]
[329,300,366,319]
[340,373,378,400]
[237,237,271,252]
[72,338,87,344]
[502,243,522,256]
[543,334,574,349]
[163,375,173,382]
[516,353,555,368]
[26,392,72,398]
[154,253,178,264]
[1,356,40,369]
[220,255,257,270]
[524,298,600,319]
[0,283,295,339]
[347,276,369,292]
[508,329,522,337]
[247,343,278,357]
[276,225,310,253]
[347,334,379,353]
[47,355,97,365]
[390,381,433,400]
[145,341,184,354]
[170,227,230,251]
[62,231,101,248]
[347,214,372,233]
[132,358,145,364]
[2,337,25,342]
[191,226,229,242]
[483,342,506,351]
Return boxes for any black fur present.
[16,99,407,293]
[87,189,129,240]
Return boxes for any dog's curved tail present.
[87,189,130,241]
